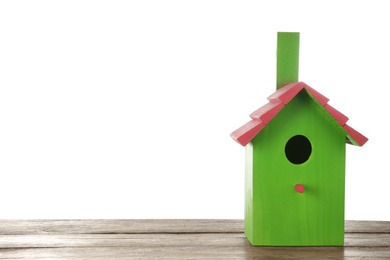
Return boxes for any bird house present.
[230,32,368,246]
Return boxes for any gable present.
[251,90,346,163]
[231,82,368,147]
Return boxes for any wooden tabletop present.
[0,220,389,259]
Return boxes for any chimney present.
[276,32,300,89]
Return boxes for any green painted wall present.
[245,90,346,246]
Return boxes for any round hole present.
[285,135,312,164]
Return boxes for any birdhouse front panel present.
[245,89,347,246]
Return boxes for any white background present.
[0,1,388,220]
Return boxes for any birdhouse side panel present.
[244,142,254,242]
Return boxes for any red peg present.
[295,184,305,193]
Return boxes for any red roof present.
[231,82,368,147]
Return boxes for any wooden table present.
[0,220,389,259]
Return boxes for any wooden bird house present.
[230,32,368,246]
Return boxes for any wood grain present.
[0,220,389,259]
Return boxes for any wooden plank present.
[230,119,266,147]
[344,124,369,146]
[1,220,389,234]
[0,233,389,248]
[0,219,244,235]
[249,100,284,124]
[345,220,390,233]
[1,246,390,259]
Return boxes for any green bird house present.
[230,32,368,246]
